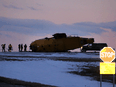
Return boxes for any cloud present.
[0,17,56,36]
[1,17,116,37]
[71,22,103,35]
[0,17,116,52]
[2,4,24,10]
[99,21,116,32]
[86,28,116,49]
[28,7,40,11]
[72,27,116,52]
[0,17,116,36]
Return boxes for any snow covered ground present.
[0,51,99,58]
[0,52,115,87]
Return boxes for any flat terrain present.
[0,52,115,87]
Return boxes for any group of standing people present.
[1,44,13,52]
[18,44,27,52]
[1,44,27,52]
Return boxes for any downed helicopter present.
[30,33,94,52]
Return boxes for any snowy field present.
[0,52,115,87]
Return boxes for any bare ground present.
[68,65,116,84]
[0,76,56,87]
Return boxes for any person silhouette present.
[18,44,21,52]
[24,44,27,52]
[21,44,23,52]
[8,44,12,52]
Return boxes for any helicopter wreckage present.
[30,33,94,52]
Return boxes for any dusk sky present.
[0,0,116,52]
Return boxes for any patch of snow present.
[0,52,100,59]
[0,58,115,87]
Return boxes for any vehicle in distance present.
[81,43,108,52]
[30,33,94,52]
